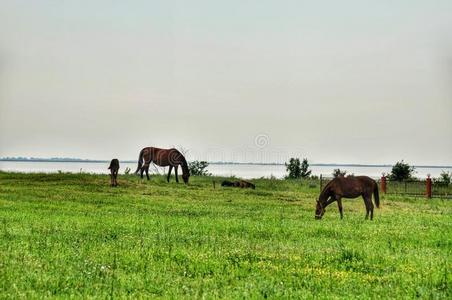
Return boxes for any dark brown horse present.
[135,147,190,184]
[108,159,119,187]
[315,176,380,220]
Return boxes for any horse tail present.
[135,148,144,174]
[373,181,380,208]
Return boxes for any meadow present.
[0,171,450,299]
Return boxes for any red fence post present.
[381,175,387,194]
[426,176,432,198]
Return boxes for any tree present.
[389,160,415,181]
[285,158,301,179]
[300,158,312,178]
[434,171,451,186]
[188,161,211,176]
[332,168,347,178]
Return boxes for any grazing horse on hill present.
[315,176,379,220]
[108,159,119,187]
[135,147,190,184]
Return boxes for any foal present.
[108,159,120,187]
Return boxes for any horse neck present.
[319,185,331,206]
[179,156,189,175]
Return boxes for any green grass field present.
[0,172,451,299]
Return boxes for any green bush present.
[188,161,211,176]
[300,158,312,178]
[389,160,415,182]
[285,158,301,179]
[285,157,311,179]
[332,168,347,178]
[434,171,451,186]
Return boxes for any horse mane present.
[319,178,335,202]
[179,152,190,175]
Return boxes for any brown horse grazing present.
[135,147,190,184]
[315,176,380,220]
[108,159,119,187]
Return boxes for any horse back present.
[354,176,377,191]
[143,147,183,166]
[331,176,376,197]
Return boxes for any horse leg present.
[175,165,179,183]
[363,196,370,219]
[145,166,150,180]
[114,170,118,186]
[167,165,173,183]
[336,197,343,219]
[140,166,144,179]
[368,195,374,220]
[110,171,114,186]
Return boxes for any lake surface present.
[1,161,450,179]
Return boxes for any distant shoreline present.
[1,158,451,169]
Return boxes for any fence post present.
[426,176,432,198]
[380,175,387,194]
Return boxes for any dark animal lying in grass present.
[315,175,379,220]
[238,180,256,189]
[221,180,255,189]
[108,159,119,187]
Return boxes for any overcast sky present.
[1,0,451,165]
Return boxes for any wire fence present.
[385,179,426,196]
[431,183,452,198]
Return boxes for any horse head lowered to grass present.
[315,175,380,220]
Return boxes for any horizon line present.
[1,157,451,169]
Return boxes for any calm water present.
[1,161,450,179]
